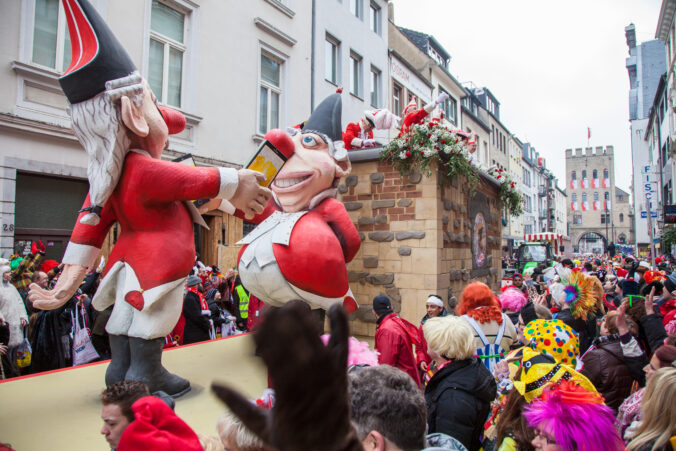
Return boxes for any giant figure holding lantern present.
[28,0,271,397]
[29,0,361,397]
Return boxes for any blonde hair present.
[627,367,676,451]
[199,434,225,451]
[217,410,267,451]
[423,315,475,360]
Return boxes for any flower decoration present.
[558,271,596,320]
[487,166,524,217]
[381,120,479,190]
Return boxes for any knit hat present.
[186,275,201,287]
[40,259,59,274]
[205,288,218,300]
[618,279,640,296]
[116,396,202,451]
[523,319,579,367]
[638,261,651,270]
[10,257,22,271]
[402,97,417,116]
[664,271,676,293]
[372,295,392,316]
[0,265,9,275]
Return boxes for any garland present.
[380,119,479,191]
[487,166,524,217]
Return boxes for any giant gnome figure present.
[230,93,361,314]
[28,0,270,397]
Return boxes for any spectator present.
[511,273,527,295]
[523,319,579,367]
[182,275,211,344]
[100,380,151,450]
[373,295,421,387]
[626,367,676,451]
[500,288,528,325]
[457,282,516,371]
[9,241,45,300]
[416,295,449,374]
[552,271,597,353]
[231,276,250,332]
[423,315,496,451]
[217,409,270,451]
[493,391,535,451]
[348,365,430,451]
[523,380,624,451]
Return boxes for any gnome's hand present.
[28,264,87,310]
[231,169,272,219]
[212,301,363,451]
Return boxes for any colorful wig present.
[321,335,379,367]
[499,288,528,312]
[559,271,596,320]
[524,380,624,451]
[457,281,503,324]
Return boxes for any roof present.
[398,27,451,62]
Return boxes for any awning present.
[524,233,569,241]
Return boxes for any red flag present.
[587,127,591,139]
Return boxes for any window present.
[572,193,577,202]
[582,169,587,179]
[593,169,598,179]
[350,0,362,18]
[440,89,457,124]
[603,168,609,179]
[392,83,402,116]
[601,213,610,224]
[31,0,72,71]
[524,195,532,213]
[582,193,587,202]
[370,66,381,107]
[618,193,624,201]
[604,191,609,200]
[619,213,624,222]
[524,224,533,234]
[349,52,362,97]
[369,2,380,34]
[574,214,582,224]
[258,52,283,134]
[593,192,599,201]
[491,125,495,145]
[149,1,186,107]
[571,170,577,180]
[324,36,339,84]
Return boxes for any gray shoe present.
[126,337,191,398]
[105,334,130,386]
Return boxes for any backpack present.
[462,314,507,372]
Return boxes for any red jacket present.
[236,197,361,298]
[400,108,429,134]
[375,313,421,387]
[70,151,223,290]
[342,122,373,150]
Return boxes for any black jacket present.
[425,357,497,451]
[182,291,211,344]
[580,335,634,411]
[556,309,596,354]
[638,313,667,356]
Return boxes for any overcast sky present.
[390,0,663,198]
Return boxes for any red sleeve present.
[415,324,430,365]
[130,155,222,205]
[377,328,405,367]
[315,198,361,263]
[70,194,117,248]
[401,109,429,132]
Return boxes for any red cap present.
[264,128,295,158]
[158,105,186,135]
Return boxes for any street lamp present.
[604,206,609,250]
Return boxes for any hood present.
[428,358,497,403]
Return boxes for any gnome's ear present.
[335,157,351,178]
[121,95,149,137]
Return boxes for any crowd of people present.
[2,245,676,450]
[0,241,261,379]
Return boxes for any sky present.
[390,0,664,197]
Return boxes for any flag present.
[604,200,612,210]
[602,178,609,188]
[593,201,600,211]
[582,178,589,189]
[571,202,578,211]
[582,201,589,211]
[587,127,591,139]
[592,178,598,188]
[570,179,578,190]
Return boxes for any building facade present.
[0,0,312,263]
[625,23,666,251]
[566,146,619,253]
[521,144,539,237]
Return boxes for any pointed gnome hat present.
[58,0,137,104]
[303,93,347,160]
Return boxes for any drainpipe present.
[310,0,316,112]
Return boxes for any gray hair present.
[69,71,144,225]
[216,410,267,450]
[286,127,348,161]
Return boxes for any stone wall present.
[340,150,503,336]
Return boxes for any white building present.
[0,0,312,260]
[520,143,539,237]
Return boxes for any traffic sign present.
[640,211,658,218]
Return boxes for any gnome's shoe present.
[126,337,191,398]
[105,334,131,387]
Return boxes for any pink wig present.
[321,335,379,367]
[523,381,624,451]
[499,288,528,312]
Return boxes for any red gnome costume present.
[28,0,270,397]
[226,93,361,313]
[343,108,398,150]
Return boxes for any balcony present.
[538,186,547,197]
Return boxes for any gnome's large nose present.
[264,129,295,158]
[158,105,186,135]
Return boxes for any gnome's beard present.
[70,93,130,225]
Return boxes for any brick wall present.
[340,151,503,336]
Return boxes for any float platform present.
[0,333,267,450]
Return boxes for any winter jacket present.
[425,357,497,451]
[638,313,667,356]
[0,280,29,347]
[182,291,211,344]
[580,335,635,411]
[375,312,421,387]
[416,309,449,367]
